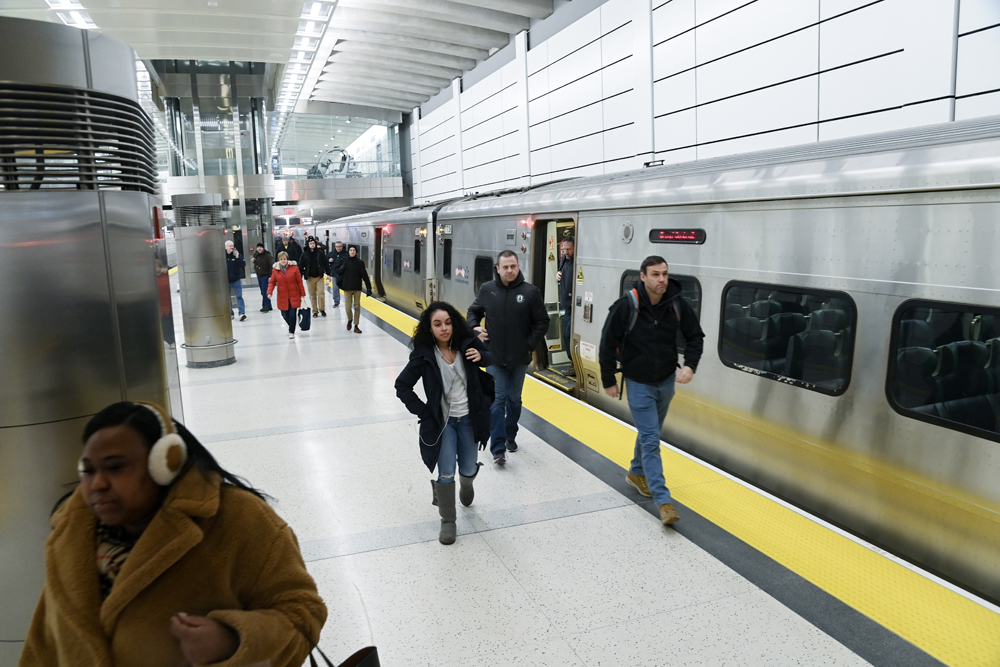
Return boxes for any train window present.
[619,270,702,351]
[719,282,856,395]
[474,256,493,294]
[393,249,401,277]
[414,240,421,275]
[887,300,1000,441]
[443,239,452,279]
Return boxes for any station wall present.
[410,0,1000,203]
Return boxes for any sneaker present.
[354,326,362,334]
[333,303,339,308]
[259,308,266,312]
[626,472,652,498]
[506,440,518,453]
[239,314,246,322]
[493,453,506,465]
[659,503,680,525]
[288,332,295,339]
[347,320,352,330]
[320,311,327,317]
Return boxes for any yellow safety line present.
[361,298,1000,667]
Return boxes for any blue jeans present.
[437,415,478,483]
[330,275,340,306]
[487,364,529,456]
[561,309,572,354]
[257,275,271,310]
[281,308,298,333]
[229,280,245,316]
[625,375,677,506]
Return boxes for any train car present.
[321,116,1000,602]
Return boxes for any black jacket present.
[276,239,303,263]
[225,251,245,283]
[599,278,705,388]
[335,255,372,292]
[394,337,493,472]
[558,255,574,309]
[299,246,327,279]
[326,248,349,278]
[467,268,550,368]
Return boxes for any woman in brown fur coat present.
[19,401,327,667]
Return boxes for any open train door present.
[530,216,578,394]
[373,226,385,297]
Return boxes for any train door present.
[530,217,578,393]
[373,226,384,297]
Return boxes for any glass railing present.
[273,160,401,180]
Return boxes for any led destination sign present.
[649,228,706,244]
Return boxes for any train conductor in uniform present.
[598,255,704,526]
[467,250,549,465]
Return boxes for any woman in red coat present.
[267,251,307,339]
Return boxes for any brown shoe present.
[354,326,362,334]
[347,320,352,330]
[659,504,680,525]
[625,472,652,498]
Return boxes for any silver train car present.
[315,116,1000,602]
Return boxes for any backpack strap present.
[672,300,681,323]
[626,288,640,334]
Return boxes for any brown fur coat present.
[19,468,327,666]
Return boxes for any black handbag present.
[311,645,380,667]
[298,307,312,331]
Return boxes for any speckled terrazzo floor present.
[174,281,872,667]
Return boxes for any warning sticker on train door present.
[576,267,584,283]
[580,341,596,361]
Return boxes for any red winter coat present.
[268,262,306,310]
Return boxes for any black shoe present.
[239,314,246,321]
[506,440,518,453]
[320,311,327,317]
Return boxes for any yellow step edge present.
[362,297,1000,667]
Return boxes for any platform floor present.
[171,283,989,667]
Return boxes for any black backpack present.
[613,288,681,398]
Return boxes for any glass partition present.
[269,112,401,179]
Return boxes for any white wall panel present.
[900,98,951,128]
[653,69,696,116]
[652,30,695,80]
[546,6,602,63]
[602,57,636,98]
[821,0,880,20]
[527,69,549,102]
[819,107,901,141]
[531,147,551,176]
[697,124,816,159]
[652,0,694,44]
[654,108,696,152]
[819,53,905,120]
[696,0,750,24]
[548,41,602,92]
[603,123,637,161]
[503,132,522,159]
[698,77,817,143]
[899,0,960,102]
[657,146,697,164]
[602,0,634,32]
[959,0,1000,34]
[528,93,551,124]
[527,41,547,76]
[955,90,1000,120]
[819,0,898,69]
[697,0,817,65]
[551,103,603,145]
[601,21,634,64]
[604,89,634,128]
[529,121,551,148]
[698,27,817,103]
[956,28,1000,96]
[552,133,603,172]
[549,72,603,118]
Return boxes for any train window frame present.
[474,256,493,295]
[443,239,452,279]
[717,280,857,396]
[885,298,1000,443]
[413,239,421,275]
[392,249,401,277]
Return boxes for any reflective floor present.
[175,283,872,667]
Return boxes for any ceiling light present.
[337,129,342,132]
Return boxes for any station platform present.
[174,282,1000,667]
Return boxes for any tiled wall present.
[411,0,1000,204]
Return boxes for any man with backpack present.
[598,256,704,526]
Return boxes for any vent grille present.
[174,205,221,227]
[0,83,157,194]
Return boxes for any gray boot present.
[435,481,457,545]
[458,462,484,507]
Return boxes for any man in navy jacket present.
[225,240,246,321]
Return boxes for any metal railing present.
[273,159,401,180]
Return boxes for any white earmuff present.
[137,402,188,486]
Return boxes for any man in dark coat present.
[466,250,549,464]
[285,236,304,264]
[252,243,273,312]
[598,255,704,527]
[224,240,246,321]
[335,245,372,334]
[300,236,328,317]
[555,237,575,365]
[326,241,349,308]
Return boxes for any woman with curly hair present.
[395,302,493,545]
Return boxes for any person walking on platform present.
[300,236,327,318]
[326,240,348,308]
[19,401,326,666]
[285,235,303,265]
[224,240,246,322]
[598,256,704,526]
[336,245,372,334]
[467,250,549,465]
[268,251,306,339]
[555,237,575,369]
[252,243,273,312]
[395,302,493,545]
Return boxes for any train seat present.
[762,312,807,373]
[914,394,1000,433]
[934,341,992,400]
[898,319,933,349]
[785,330,847,388]
[722,316,767,366]
[972,314,1000,342]
[893,347,938,409]
[749,299,783,318]
[725,303,747,320]
[808,308,848,333]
